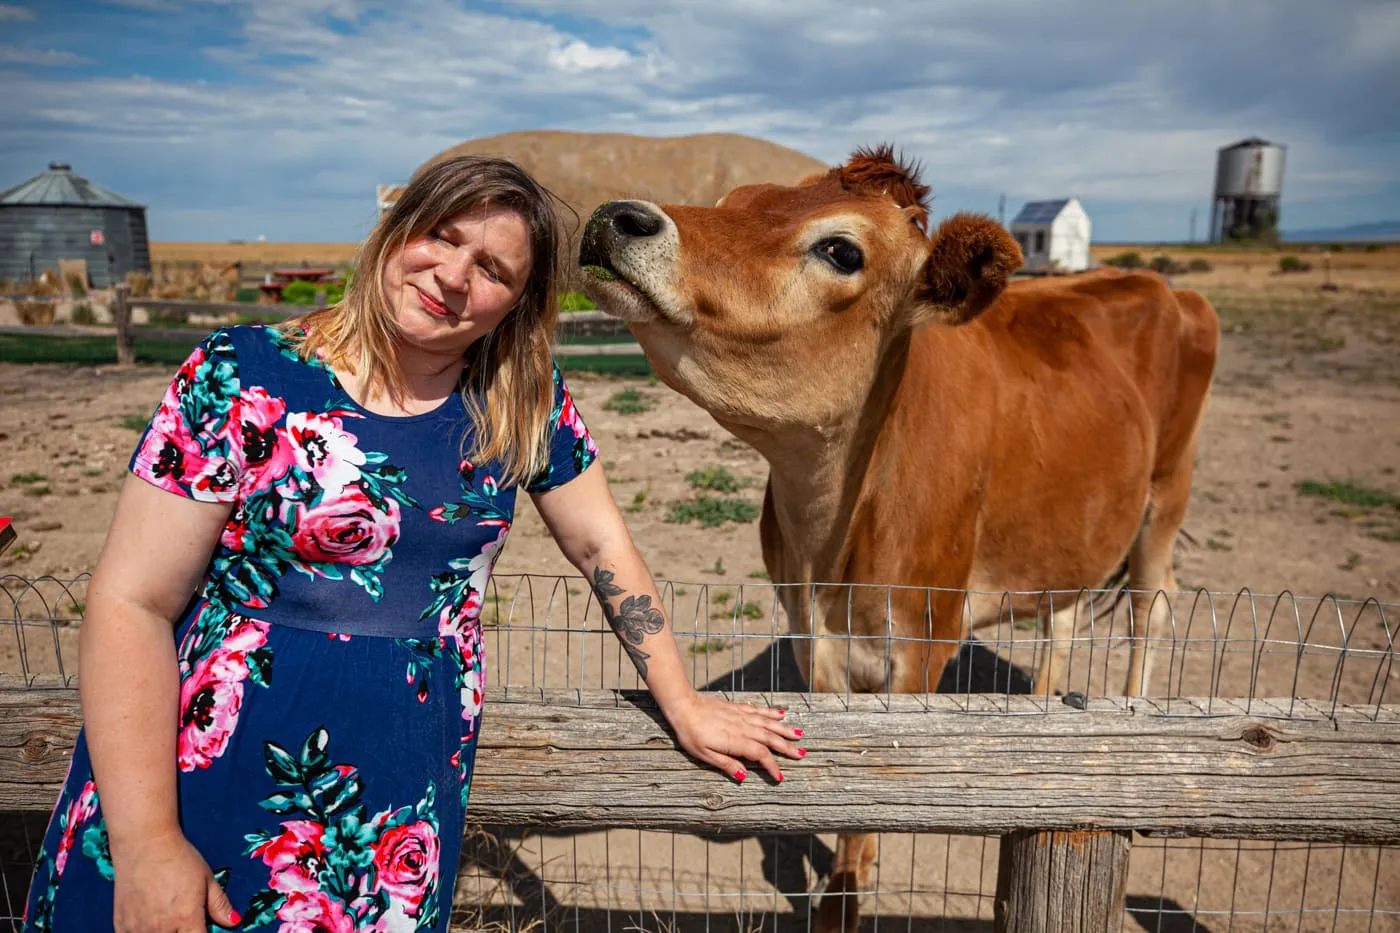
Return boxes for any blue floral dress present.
[24,324,598,932]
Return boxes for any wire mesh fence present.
[2,572,1397,932]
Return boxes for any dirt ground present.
[2,259,1398,931]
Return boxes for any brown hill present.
[415,129,829,239]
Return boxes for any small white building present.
[1009,197,1092,273]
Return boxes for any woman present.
[25,156,804,932]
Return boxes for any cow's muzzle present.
[579,200,666,275]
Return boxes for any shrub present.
[1186,258,1213,273]
[1279,255,1312,273]
[1149,254,1175,274]
[125,271,152,297]
[15,300,55,326]
[685,465,742,493]
[603,388,656,415]
[280,280,321,306]
[66,274,87,297]
[1102,251,1144,269]
[664,495,760,528]
[235,287,260,303]
[70,303,96,325]
[560,290,596,312]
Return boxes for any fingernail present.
[777,708,786,716]
[231,911,243,926]
[793,728,804,737]
[797,748,807,758]
[778,771,785,782]
[734,767,747,782]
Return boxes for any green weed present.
[603,388,656,415]
[665,496,760,528]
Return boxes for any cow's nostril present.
[613,205,660,238]
[611,204,663,239]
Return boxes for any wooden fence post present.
[994,829,1131,933]
[112,283,134,365]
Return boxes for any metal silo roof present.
[0,162,145,208]
[1011,199,1069,225]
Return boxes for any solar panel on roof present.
[1010,199,1069,224]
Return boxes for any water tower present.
[1210,137,1285,243]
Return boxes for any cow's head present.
[578,145,1022,431]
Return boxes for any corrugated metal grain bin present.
[0,162,150,288]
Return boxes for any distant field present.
[1090,241,1400,271]
[150,242,360,265]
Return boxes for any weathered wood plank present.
[995,829,1131,933]
[2,686,1397,844]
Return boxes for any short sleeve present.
[128,329,244,503]
[523,362,599,494]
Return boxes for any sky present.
[1,0,1397,243]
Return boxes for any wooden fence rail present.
[4,682,1396,932]
[4,683,1397,843]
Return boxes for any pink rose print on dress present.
[177,613,270,772]
[178,652,248,771]
[456,633,484,725]
[242,729,443,931]
[291,485,401,567]
[53,781,98,875]
[275,890,356,933]
[238,387,295,493]
[250,819,327,894]
[369,821,440,919]
[435,525,506,638]
[286,411,367,500]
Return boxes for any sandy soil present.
[2,279,1398,930]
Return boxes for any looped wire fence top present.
[2,571,1396,709]
[2,572,1397,933]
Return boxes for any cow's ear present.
[911,213,1022,327]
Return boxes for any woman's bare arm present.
[531,463,804,782]
[79,476,229,862]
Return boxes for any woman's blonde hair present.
[280,155,571,488]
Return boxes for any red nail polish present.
[230,910,243,927]
[734,767,747,782]
[797,748,807,758]
[778,771,785,782]
[793,728,804,737]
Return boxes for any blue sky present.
[2,0,1397,243]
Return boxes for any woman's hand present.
[113,830,239,932]
[664,691,806,783]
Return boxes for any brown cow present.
[578,145,1220,933]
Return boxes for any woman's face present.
[381,205,533,359]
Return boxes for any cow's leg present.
[1033,595,1080,697]
[1125,468,1192,697]
[1126,288,1218,697]
[817,832,878,933]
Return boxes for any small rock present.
[30,521,63,532]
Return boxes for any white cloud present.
[548,40,631,73]
[0,46,91,66]
[0,4,33,21]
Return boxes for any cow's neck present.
[725,335,914,586]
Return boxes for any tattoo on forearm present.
[591,568,666,679]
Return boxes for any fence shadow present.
[463,638,1036,924]
[1123,895,1219,933]
[458,904,999,933]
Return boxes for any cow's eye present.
[814,238,863,275]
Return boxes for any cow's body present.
[759,268,1220,697]
[577,147,1220,933]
